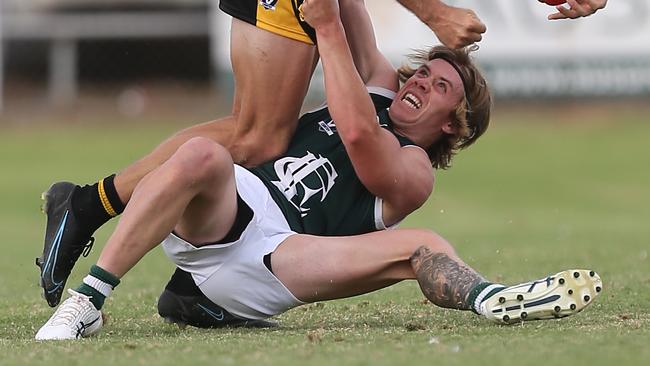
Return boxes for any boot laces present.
[81,237,95,257]
[50,290,93,326]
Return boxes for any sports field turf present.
[0,105,648,365]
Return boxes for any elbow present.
[339,116,378,145]
[343,124,379,148]
[406,177,434,211]
[408,186,432,212]
[344,128,366,146]
[385,176,433,215]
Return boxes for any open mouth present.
[401,92,422,110]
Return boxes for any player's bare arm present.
[397,0,608,48]
[547,0,607,20]
[339,0,399,89]
[410,246,486,310]
[396,0,486,49]
[303,0,433,218]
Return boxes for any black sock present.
[100,174,126,215]
[164,268,203,297]
[71,174,125,233]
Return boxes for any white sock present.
[473,284,505,316]
[83,275,114,298]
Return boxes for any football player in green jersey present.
[36,0,607,309]
[35,0,601,340]
[36,0,488,309]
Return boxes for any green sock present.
[75,265,120,310]
[467,283,505,315]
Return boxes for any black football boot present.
[36,182,95,307]
[158,268,278,329]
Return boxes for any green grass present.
[0,109,649,366]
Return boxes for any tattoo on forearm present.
[410,246,485,310]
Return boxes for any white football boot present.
[480,269,602,324]
[35,289,103,340]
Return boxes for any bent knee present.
[169,137,233,183]
[229,132,291,166]
[405,229,455,260]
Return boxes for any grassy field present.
[0,106,649,366]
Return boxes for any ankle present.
[468,283,506,315]
[75,265,121,310]
[71,175,125,233]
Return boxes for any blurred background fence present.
[1,0,649,116]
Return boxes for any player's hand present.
[300,0,341,30]
[427,3,486,49]
[548,0,607,20]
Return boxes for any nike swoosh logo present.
[42,210,69,293]
[197,303,224,321]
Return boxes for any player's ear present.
[441,120,458,135]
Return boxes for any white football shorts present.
[161,165,305,320]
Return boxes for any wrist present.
[426,0,448,26]
[315,20,345,39]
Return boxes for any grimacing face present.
[388,58,465,149]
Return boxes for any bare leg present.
[272,228,485,309]
[409,246,486,310]
[112,19,318,205]
[114,117,235,204]
[37,12,316,310]
[34,137,241,340]
[228,19,319,166]
[98,137,237,277]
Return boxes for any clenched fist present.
[427,3,487,49]
[300,0,341,30]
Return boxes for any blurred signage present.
[211,0,650,97]
[368,0,650,97]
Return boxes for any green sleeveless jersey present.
[249,89,415,236]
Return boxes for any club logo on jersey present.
[318,118,337,136]
[271,152,338,217]
[318,116,388,136]
[260,0,279,10]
